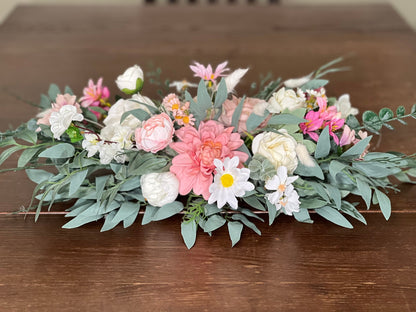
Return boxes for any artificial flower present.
[339,125,356,147]
[335,94,359,119]
[101,124,134,150]
[299,110,323,141]
[208,157,254,209]
[219,96,269,134]
[79,78,110,119]
[141,172,179,207]
[115,65,144,94]
[49,105,84,140]
[82,132,101,157]
[169,80,198,92]
[37,93,81,128]
[252,130,299,174]
[135,113,174,153]
[267,87,306,114]
[223,68,249,93]
[170,120,248,200]
[190,61,229,82]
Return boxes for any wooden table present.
[1,4,415,311]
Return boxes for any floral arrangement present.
[1,58,415,248]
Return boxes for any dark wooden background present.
[0,4,415,311]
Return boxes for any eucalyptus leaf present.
[231,96,246,131]
[340,136,372,158]
[39,143,75,159]
[101,210,119,232]
[266,199,277,225]
[152,201,183,221]
[26,169,55,184]
[246,113,268,132]
[120,108,150,124]
[356,178,372,209]
[18,147,41,167]
[228,221,243,247]
[181,220,197,249]
[123,210,139,228]
[48,84,60,101]
[141,205,157,225]
[315,126,330,159]
[62,214,103,229]
[315,206,353,229]
[374,189,391,220]
[294,159,324,180]
[231,214,261,235]
[379,108,394,121]
[293,208,313,224]
[267,114,306,125]
[204,214,226,232]
[0,145,24,166]
[214,78,228,108]
[68,169,88,196]
[300,79,329,91]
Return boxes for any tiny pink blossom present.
[190,61,229,82]
[325,117,345,145]
[339,125,356,146]
[299,110,323,142]
[169,120,248,200]
[135,113,174,153]
[162,93,181,112]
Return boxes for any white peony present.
[103,95,156,130]
[101,124,134,150]
[252,130,299,174]
[49,105,84,140]
[267,87,305,114]
[97,142,120,165]
[335,94,359,119]
[115,65,144,94]
[141,172,179,207]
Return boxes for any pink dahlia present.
[79,78,110,118]
[170,120,249,200]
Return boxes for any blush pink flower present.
[353,130,370,159]
[37,93,81,128]
[79,78,110,119]
[135,113,174,153]
[299,110,323,142]
[339,125,356,146]
[317,97,337,120]
[170,120,249,200]
[190,61,229,82]
[218,96,269,134]
[325,117,345,145]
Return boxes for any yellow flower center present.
[278,184,286,192]
[172,104,179,110]
[221,173,234,188]
[183,115,190,124]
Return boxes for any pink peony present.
[218,96,269,134]
[135,113,174,153]
[37,93,81,128]
[170,120,249,200]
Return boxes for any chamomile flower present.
[208,157,254,209]
[265,166,300,216]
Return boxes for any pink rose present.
[218,96,269,133]
[135,113,174,153]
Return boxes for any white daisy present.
[265,166,300,216]
[208,157,254,210]
[49,105,84,140]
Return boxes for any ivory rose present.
[252,130,299,174]
[267,87,305,114]
[135,113,174,153]
[141,172,179,207]
[115,65,144,94]
[218,96,269,133]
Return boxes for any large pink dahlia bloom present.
[170,120,249,200]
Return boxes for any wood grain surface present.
[0,4,415,311]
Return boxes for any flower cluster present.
[2,59,414,249]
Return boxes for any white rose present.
[141,172,179,207]
[335,94,359,119]
[252,130,299,174]
[49,105,84,140]
[267,87,305,114]
[115,65,144,94]
[103,95,156,130]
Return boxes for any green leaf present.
[293,208,313,224]
[181,220,197,249]
[69,169,88,196]
[186,90,203,124]
[340,136,372,158]
[308,182,330,203]
[231,96,246,131]
[324,184,341,209]
[294,159,324,180]
[204,214,226,232]
[300,79,329,91]
[300,198,327,209]
[95,175,110,202]
[204,204,221,217]
[123,209,139,228]
[26,169,54,184]
[38,143,75,159]
[120,108,150,124]
[152,201,183,221]
[197,79,212,107]
[315,206,353,229]
[40,94,51,109]
[101,211,119,232]
[18,147,41,167]
[227,221,243,247]
[141,205,157,225]
[396,106,405,118]
[119,176,141,192]
[266,199,277,225]
[356,178,372,209]
[48,84,61,101]
[214,78,228,108]
[379,108,394,121]
[246,112,268,132]
[315,126,330,158]
[64,86,74,95]
[267,114,306,125]
[231,214,261,235]
[329,160,347,180]
[16,129,37,144]
[341,201,367,225]
[0,145,24,166]
[242,196,265,211]
[411,103,416,115]
[345,114,360,129]
[374,189,391,220]
[352,162,401,178]
[362,111,382,131]
[62,214,103,229]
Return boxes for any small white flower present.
[82,133,101,157]
[141,172,179,207]
[115,65,144,94]
[265,166,300,216]
[49,105,84,140]
[169,80,198,92]
[267,87,306,114]
[306,88,326,98]
[208,157,254,210]
[97,142,119,165]
[223,68,249,93]
[335,94,359,119]
[283,74,312,89]
[101,124,134,150]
